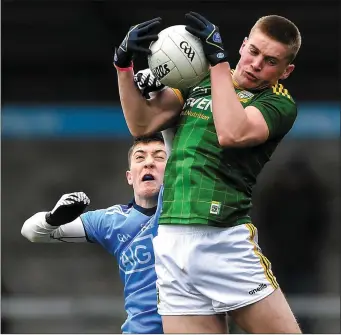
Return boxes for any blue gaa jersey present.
[80,199,163,334]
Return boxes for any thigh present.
[153,229,215,315]
[229,288,301,334]
[191,224,279,312]
[161,314,228,334]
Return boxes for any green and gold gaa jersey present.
[159,73,297,227]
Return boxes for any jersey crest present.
[237,90,255,103]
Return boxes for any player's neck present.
[135,196,158,209]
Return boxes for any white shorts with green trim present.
[153,223,279,315]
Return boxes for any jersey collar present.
[128,198,157,216]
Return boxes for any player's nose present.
[251,56,263,71]
[144,155,155,167]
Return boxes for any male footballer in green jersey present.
[114,12,302,334]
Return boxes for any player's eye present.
[135,156,144,160]
[249,48,258,55]
[155,156,165,160]
[267,59,277,66]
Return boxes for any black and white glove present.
[134,68,165,99]
[113,18,162,69]
[45,192,90,226]
[185,11,229,66]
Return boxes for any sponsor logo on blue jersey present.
[119,234,155,274]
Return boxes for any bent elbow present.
[129,125,159,138]
[129,127,149,138]
[217,134,238,147]
[21,223,36,242]
[21,213,46,242]
[129,128,141,137]
[125,120,151,137]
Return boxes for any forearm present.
[117,69,182,137]
[21,212,87,243]
[117,69,157,136]
[210,62,248,145]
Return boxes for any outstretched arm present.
[21,213,87,243]
[113,18,182,136]
[21,192,90,243]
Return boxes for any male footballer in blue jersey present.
[21,132,168,334]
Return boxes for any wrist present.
[45,212,60,226]
[210,60,231,69]
[113,47,133,69]
[207,49,229,67]
[114,62,134,72]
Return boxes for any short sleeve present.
[170,88,186,105]
[80,209,107,244]
[251,86,297,139]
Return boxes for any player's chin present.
[141,183,160,197]
[242,78,260,89]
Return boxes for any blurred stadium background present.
[1,0,339,333]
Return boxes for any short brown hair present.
[127,133,165,168]
[250,15,301,63]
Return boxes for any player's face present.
[126,141,167,199]
[234,29,295,90]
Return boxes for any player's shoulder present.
[104,204,133,217]
[83,204,133,221]
[263,82,296,104]
[90,204,134,230]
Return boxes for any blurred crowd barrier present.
[1,103,340,333]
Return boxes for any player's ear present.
[239,36,248,55]
[280,64,295,80]
[126,170,133,185]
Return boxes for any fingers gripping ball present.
[148,25,209,90]
[134,68,165,99]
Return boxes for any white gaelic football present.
[148,25,209,90]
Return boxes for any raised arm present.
[113,19,183,137]
[185,12,270,147]
[118,70,182,136]
[21,192,90,243]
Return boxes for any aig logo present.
[119,234,155,274]
[180,41,195,62]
